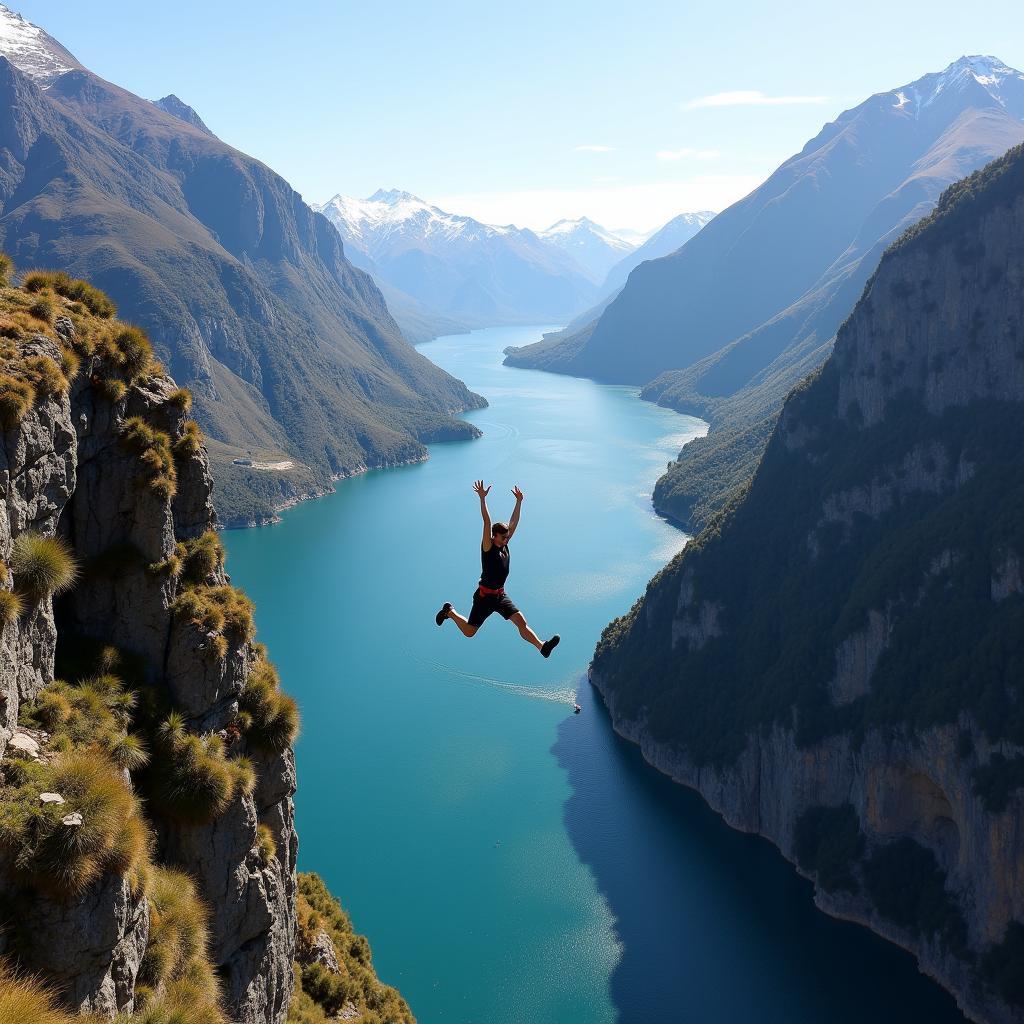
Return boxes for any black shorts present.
[468,588,519,628]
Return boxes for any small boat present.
[574,703,582,714]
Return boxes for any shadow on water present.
[553,684,969,1024]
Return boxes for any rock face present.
[1,324,297,1021]
[591,144,1024,1024]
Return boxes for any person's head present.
[492,522,509,547]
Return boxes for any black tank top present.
[480,542,510,589]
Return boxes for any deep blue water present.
[224,325,967,1023]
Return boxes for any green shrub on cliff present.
[240,659,300,754]
[146,713,247,825]
[173,420,204,459]
[171,583,255,657]
[290,872,415,1024]
[10,533,78,601]
[119,417,177,500]
[0,750,150,898]
[179,531,223,584]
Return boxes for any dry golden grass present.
[10,533,79,601]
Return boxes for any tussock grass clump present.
[240,659,299,754]
[20,355,68,398]
[0,374,34,429]
[120,416,177,500]
[58,346,81,382]
[0,253,13,287]
[167,387,193,412]
[0,589,22,626]
[135,866,223,1020]
[180,531,223,584]
[255,823,276,867]
[112,325,154,381]
[292,872,414,1024]
[0,964,80,1024]
[22,270,116,318]
[148,548,184,580]
[148,713,247,825]
[94,376,127,404]
[21,668,149,773]
[0,750,150,898]
[28,296,55,325]
[174,420,204,459]
[10,532,78,601]
[172,584,254,655]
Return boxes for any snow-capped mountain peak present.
[367,188,423,205]
[0,3,81,86]
[890,55,1024,117]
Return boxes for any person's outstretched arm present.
[474,480,492,550]
[507,485,523,540]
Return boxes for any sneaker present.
[541,635,561,658]
[435,602,452,626]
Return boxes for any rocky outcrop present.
[591,144,1024,1023]
[1,315,297,1021]
[0,339,75,757]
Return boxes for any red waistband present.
[477,584,505,597]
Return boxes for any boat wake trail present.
[406,651,577,706]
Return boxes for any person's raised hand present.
[512,485,524,502]
[473,480,491,498]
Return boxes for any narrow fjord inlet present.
[224,326,966,1023]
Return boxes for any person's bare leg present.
[447,608,478,638]
[510,611,543,651]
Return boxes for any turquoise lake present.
[224,324,966,1023]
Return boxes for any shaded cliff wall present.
[591,145,1024,1024]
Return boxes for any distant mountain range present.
[537,216,635,282]
[507,55,1024,531]
[0,3,485,526]
[316,190,626,326]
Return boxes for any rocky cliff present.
[590,144,1024,1023]
[0,267,410,1022]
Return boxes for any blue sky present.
[14,0,1024,231]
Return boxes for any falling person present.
[435,481,560,657]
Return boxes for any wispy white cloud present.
[684,90,827,109]
[657,148,721,161]
[574,144,614,152]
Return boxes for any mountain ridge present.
[0,9,485,527]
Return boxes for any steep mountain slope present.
[537,216,635,283]
[316,190,598,322]
[0,6,484,527]
[506,56,1024,389]
[601,210,715,294]
[592,143,1024,1024]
